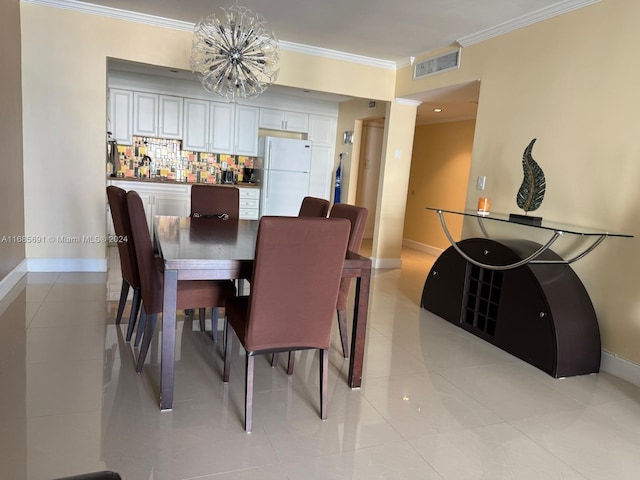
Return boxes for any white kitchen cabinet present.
[209,102,235,154]
[308,146,334,200]
[134,92,183,140]
[108,88,133,145]
[153,192,190,217]
[308,114,337,147]
[158,95,184,139]
[133,91,158,137]
[307,114,337,200]
[259,108,309,133]
[238,187,260,219]
[184,99,257,155]
[234,105,259,156]
[107,180,191,235]
[183,98,210,152]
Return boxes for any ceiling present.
[93,0,594,123]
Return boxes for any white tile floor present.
[2,245,640,479]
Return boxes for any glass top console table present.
[427,207,632,271]
[422,208,632,378]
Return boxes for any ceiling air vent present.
[413,49,461,79]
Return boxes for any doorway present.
[355,118,385,240]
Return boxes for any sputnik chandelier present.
[190,4,280,101]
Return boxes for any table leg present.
[348,267,370,388]
[160,268,178,410]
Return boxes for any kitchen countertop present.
[107,176,260,188]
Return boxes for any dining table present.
[153,215,372,410]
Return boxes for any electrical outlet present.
[477,176,486,190]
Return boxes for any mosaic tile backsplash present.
[108,136,258,183]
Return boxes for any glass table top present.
[426,208,633,238]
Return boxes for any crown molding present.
[22,0,399,70]
[456,0,600,47]
[23,0,598,71]
[22,0,193,31]
[278,41,397,70]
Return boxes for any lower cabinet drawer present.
[240,208,259,220]
[240,198,259,209]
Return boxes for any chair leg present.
[320,348,328,420]
[245,354,255,433]
[199,308,207,332]
[223,323,233,382]
[212,307,219,342]
[115,280,130,325]
[337,309,349,358]
[136,312,157,373]
[134,308,147,348]
[271,352,279,367]
[287,351,295,375]
[125,287,142,342]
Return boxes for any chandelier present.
[190,5,280,101]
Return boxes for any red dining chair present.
[298,196,330,217]
[223,216,350,432]
[190,184,240,339]
[106,186,142,343]
[329,203,368,357]
[126,190,236,372]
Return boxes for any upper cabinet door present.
[259,108,285,130]
[183,98,210,152]
[133,92,158,137]
[159,95,183,139]
[284,111,309,133]
[209,102,235,154]
[259,108,309,133]
[234,105,259,156]
[308,114,337,147]
[108,88,133,145]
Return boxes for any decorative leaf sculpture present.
[516,138,546,213]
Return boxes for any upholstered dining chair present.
[298,196,330,217]
[223,216,350,432]
[191,184,240,219]
[106,186,142,343]
[271,202,369,371]
[190,184,240,338]
[126,190,236,372]
[329,203,368,357]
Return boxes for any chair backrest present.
[125,190,163,314]
[106,186,140,288]
[191,184,240,219]
[298,196,330,217]
[329,203,369,308]
[245,216,350,352]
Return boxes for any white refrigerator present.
[258,136,313,216]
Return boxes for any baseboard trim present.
[370,257,402,269]
[0,260,28,301]
[600,350,640,388]
[27,258,108,272]
[402,238,443,257]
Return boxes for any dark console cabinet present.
[421,238,601,378]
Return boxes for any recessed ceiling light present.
[434,108,442,113]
